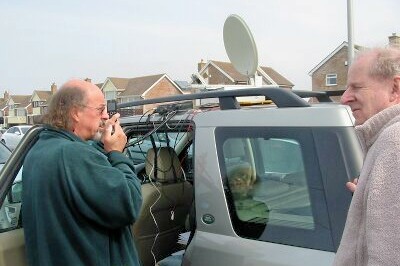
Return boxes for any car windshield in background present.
[20,127,31,134]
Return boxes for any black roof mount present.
[117,87,343,111]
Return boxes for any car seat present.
[132,147,193,266]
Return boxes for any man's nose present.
[101,110,110,120]
[340,89,354,105]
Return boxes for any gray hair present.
[359,46,400,80]
[43,84,87,130]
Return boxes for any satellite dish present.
[223,14,258,79]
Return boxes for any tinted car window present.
[217,127,334,252]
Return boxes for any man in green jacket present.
[22,79,143,266]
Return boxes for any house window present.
[16,109,26,116]
[105,91,117,101]
[326,74,337,86]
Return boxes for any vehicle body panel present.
[184,231,335,266]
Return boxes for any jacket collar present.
[40,125,85,143]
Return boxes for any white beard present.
[93,130,103,141]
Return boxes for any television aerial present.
[223,14,259,85]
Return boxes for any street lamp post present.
[347,0,355,66]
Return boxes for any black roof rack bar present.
[293,89,346,103]
[325,89,346,97]
[294,91,332,102]
[118,87,311,110]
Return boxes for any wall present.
[143,77,183,114]
[312,46,349,91]
[311,46,349,102]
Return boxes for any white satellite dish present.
[223,14,259,81]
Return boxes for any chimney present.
[4,90,9,100]
[198,59,206,72]
[389,33,400,48]
[51,82,57,95]
[84,78,92,83]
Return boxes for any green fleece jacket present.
[22,127,142,266]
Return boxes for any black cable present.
[125,110,177,148]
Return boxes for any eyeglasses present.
[81,105,106,115]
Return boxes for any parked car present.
[0,88,362,266]
[0,125,32,150]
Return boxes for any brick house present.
[5,95,32,127]
[0,92,9,128]
[308,42,363,97]
[309,33,400,102]
[101,73,183,116]
[193,60,294,89]
[28,83,57,124]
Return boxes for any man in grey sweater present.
[333,47,400,265]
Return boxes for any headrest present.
[227,163,256,187]
[226,162,255,199]
[145,147,183,183]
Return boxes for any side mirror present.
[15,131,21,136]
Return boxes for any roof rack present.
[117,87,342,111]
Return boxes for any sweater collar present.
[41,125,85,143]
[355,104,400,153]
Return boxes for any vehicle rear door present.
[184,106,362,266]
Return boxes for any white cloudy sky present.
[1,0,398,94]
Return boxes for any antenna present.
[223,14,259,85]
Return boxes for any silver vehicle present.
[0,125,32,150]
[0,88,362,266]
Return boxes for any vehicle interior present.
[123,109,196,265]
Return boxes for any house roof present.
[0,99,7,110]
[33,90,52,101]
[10,95,31,108]
[112,74,165,97]
[201,60,294,87]
[211,61,246,82]
[259,66,293,87]
[308,41,365,75]
[174,80,191,91]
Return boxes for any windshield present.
[21,127,31,134]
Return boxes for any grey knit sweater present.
[333,104,400,266]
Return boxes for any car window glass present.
[0,167,23,231]
[217,127,333,252]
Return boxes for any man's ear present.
[391,75,400,102]
[70,107,81,123]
